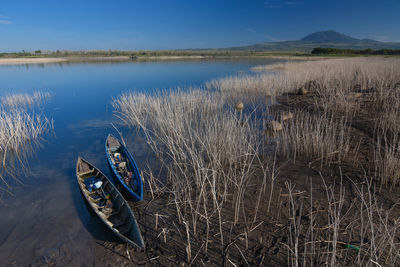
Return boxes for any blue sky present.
[0,0,399,51]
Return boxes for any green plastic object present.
[345,244,360,251]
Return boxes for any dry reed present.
[113,57,400,264]
[0,91,53,192]
[210,57,400,185]
[113,89,269,261]
[277,110,353,166]
[1,91,51,110]
[284,175,400,267]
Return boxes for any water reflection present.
[0,59,283,265]
[0,92,53,194]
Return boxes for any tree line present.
[311,47,400,55]
[0,49,259,58]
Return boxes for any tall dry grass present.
[210,57,400,185]
[206,71,305,104]
[113,57,400,264]
[277,110,353,167]
[371,81,400,187]
[284,175,400,267]
[0,92,53,193]
[113,89,269,259]
[1,91,51,110]
[210,57,400,264]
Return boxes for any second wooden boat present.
[76,157,145,248]
[105,134,143,201]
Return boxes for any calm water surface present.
[0,59,280,265]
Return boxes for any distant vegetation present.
[2,30,400,58]
[0,50,269,58]
[312,47,400,55]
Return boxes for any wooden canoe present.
[105,134,143,201]
[76,157,145,248]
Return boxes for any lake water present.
[0,58,280,265]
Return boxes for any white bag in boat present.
[94,181,103,189]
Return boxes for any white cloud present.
[246,28,257,34]
[264,1,282,8]
[0,19,12,24]
[265,0,304,8]
[264,34,284,42]
[0,15,12,24]
[284,1,304,5]
[372,35,400,43]
[375,35,390,42]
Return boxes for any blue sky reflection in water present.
[0,59,280,265]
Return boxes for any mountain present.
[229,30,400,52]
[300,30,360,43]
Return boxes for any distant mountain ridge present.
[301,30,360,43]
[229,30,400,52]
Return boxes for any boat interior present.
[76,159,138,238]
[106,136,139,192]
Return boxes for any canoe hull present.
[105,134,143,201]
[76,157,145,248]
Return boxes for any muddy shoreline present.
[33,87,399,266]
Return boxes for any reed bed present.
[206,71,306,103]
[277,110,353,166]
[214,57,399,99]
[210,57,400,185]
[113,57,400,265]
[284,176,400,267]
[0,92,53,192]
[1,91,51,110]
[113,89,269,261]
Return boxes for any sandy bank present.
[259,55,331,60]
[67,56,131,61]
[0,58,68,65]
[66,55,209,62]
[136,55,207,60]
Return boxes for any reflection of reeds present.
[0,92,53,193]
[1,91,51,110]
